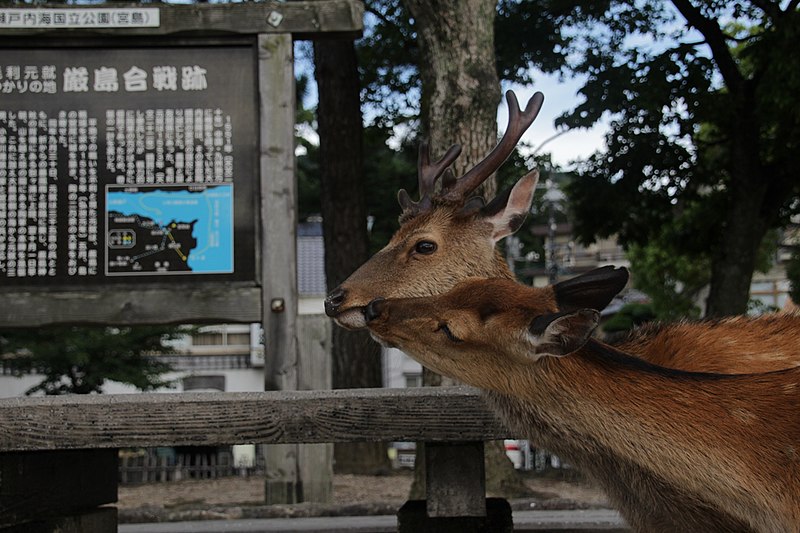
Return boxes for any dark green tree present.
[553,0,800,316]
[0,326,183,395]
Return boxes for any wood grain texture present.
[0,387,510,452]
[0,1,363,38]
[426,442,486,518]
[0,285,262,327]
[259,33,299,393]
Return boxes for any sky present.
[502,73,609,169]
[295,48,609,170]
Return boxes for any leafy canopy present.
[0,326,185,395]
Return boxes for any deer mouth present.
[332,307,368,330]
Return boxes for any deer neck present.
[480,340,796,533]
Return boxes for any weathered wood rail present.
[0,387,506,451]
[0,387,516,532]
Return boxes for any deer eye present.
[437,323,462,343]
[414,240,437,255]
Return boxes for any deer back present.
[365,278,800,533]
[614,314,800,373]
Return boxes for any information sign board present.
[0,44,257,285]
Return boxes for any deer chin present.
[333,308,368,330]
[368,332,396,349]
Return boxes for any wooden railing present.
[0,386,513,532]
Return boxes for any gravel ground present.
[117,471,609,511]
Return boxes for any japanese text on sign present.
[0,9,160,29]
[0,65,208,95]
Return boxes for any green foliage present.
[0,326,186,395]
[357,1,575,128]
[602,303,656,334]
[362,125,417,251]
[495,1,572,81]
[358,0,420,128]
[786,248,800,306]
[552,0,800,315]
[627,239,710,320]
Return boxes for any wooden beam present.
[0,387,510,452]
[0,1,364,39]
[0,284,261,327]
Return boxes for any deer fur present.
[365,278,800,533]
[324,91,799,374]
[615,314,800,373]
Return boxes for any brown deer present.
[616,313,800,373]
[364,278,800,533]
[324,89,799,374]
[325,90,545,329]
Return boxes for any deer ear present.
[527,309,599,357]
[482,170,539,243]
[554,266,629,312]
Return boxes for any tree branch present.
[749,0,782,22]
[670,0,745,93]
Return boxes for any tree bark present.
[403,0,529,498]
[705,169,769,317]
[405,0,502,199]
[704,87,773,317]
[314,39,389,474]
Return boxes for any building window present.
[193,332,225,346]
[226,333,251,346]
[405,373,422,388]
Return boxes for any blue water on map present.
[107,185,234,273]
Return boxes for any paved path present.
[119,509,628,532]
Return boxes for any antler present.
[398,142,462,216]
[441,90,544,202]
[398,90,544,217]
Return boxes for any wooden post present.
[259,31,301,504]
[425,441,486,517]
[397,441,513,532]
[297,315,333,502]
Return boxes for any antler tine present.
[398,142,462,217]
[418,142,462,198]
[443,90,544,202]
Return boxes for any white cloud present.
[500,71,609,169]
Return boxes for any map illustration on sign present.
[106,184,233,276]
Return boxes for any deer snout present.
[324,287,347,317]
[365,298,386,323]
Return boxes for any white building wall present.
[0,368,264,399]
[382,347,422,389]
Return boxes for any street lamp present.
[542,179,565,284]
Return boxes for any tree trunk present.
[705,185,769,317]
[404,0,502,199]
[314,39,389,474]
[705,93,772,317]
[403,0,529,498]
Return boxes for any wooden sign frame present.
[0,2,363,327]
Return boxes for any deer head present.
[325,90,546,329]
[365,277,800,532]
[363,272,629,389]
[364,277,601,385]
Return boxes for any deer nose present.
[365,298,386,323]
[324,287,347,317]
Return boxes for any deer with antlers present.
[325,90,800,374]
[364,278,800,533]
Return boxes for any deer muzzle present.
[325,286,369,329]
